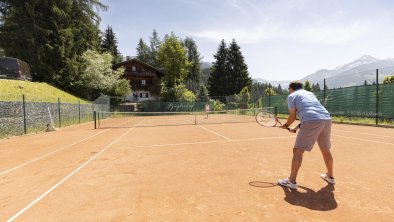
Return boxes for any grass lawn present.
[0,80,90,103]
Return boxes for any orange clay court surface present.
[0,118,394,221]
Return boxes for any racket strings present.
[256,111,277,127]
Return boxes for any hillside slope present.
[0,80,89,103]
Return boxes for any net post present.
[376,69,379,125]
[22,94,27,134]
[274,106,278,116]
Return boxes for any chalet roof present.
[113,58,164,76]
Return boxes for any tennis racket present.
[255,110,290,131]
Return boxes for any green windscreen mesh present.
[261,83,394,119]
[324,85,376,117]
[380,83,394,119]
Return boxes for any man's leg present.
[317,120,333,178]
[320,148,334,178]
[289,148,305,183]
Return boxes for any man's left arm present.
[280,108,297,129]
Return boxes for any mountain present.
[254,55,394,89]
[201,62,213,70]
[301,55,394,88]
[254,78,290,88]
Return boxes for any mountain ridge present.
[255,55,394,88]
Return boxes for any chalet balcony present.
[124,71,156,77]
[131,83,152,91]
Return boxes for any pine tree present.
[149,29,161,67]
[226,39,251,95]
[101,25,120,63]
[197,83,209,100]
[184,36,202,94]
[208,40,228,97]
[265,83,276,96]
[136,38,150,63]
[277,84,283,94]
[314,83,321,91]
[148,75,162,99]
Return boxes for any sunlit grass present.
[0,79,90,104]
[276,113,394,127]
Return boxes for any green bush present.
[211,99,225,111]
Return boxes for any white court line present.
[0,129,110,177]
[0,119,135,177]
[116,136,296,150]
[333,134,394,146]
[197,125,232,141]
[7,119,145,222]
[333,129,394,139]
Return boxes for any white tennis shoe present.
[321,173,335,184]
[277,177,298,190]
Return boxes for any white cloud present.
[298,23,367,44]
[191,25,282,44]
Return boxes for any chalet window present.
[146,93,149,98]
[141,80,146,86]
[140,93,143,98]
[132,66,136,72]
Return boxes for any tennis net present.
[94,108,275,128]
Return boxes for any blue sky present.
[99,0,394,81]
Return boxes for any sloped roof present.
[113,58,164,76]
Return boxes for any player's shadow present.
[281,184,337,211]
[249,181,337,211]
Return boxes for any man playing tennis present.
[277,81,335,190]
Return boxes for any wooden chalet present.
[113,58,163,101]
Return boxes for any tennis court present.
[0,110,394,221]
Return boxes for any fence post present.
[323,78,326,107]
[22,94,27,134]
[376,69,379,125]
[78,100,81,124]
[58,98,61,128]
[93,111,97,129]
[253,90,256,115]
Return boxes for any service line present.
[333,134,394,146]
[116,135,296,150]
[197,125,232,141]
[333,129,394,139]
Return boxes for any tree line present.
[135,31,252,102]
[0,1,254,102]
[0,1,129,100]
